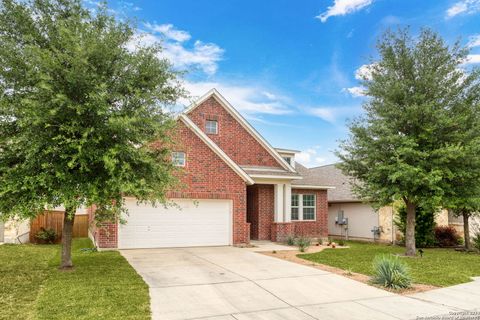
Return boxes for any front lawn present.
[0,238,150,320]
[299,241,480,287]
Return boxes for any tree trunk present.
[60,206,76,269]
[405,200,416,256]
[463,212,471,251]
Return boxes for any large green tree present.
[337,28,480,256]
[0,0,184,268]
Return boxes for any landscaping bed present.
[0,238,150,320]
[296,241,480,288]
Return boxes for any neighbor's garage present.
[118,198,233,249]
[328,202,379,240]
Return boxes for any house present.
[297,164,396,242]
[90,89,333,249]
[301,164,477,243]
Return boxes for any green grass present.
[299,241,480,287]
[0,238,150,320]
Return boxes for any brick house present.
[91,89,333,249]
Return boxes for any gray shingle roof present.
[293,163,360,202]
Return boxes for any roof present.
[293,163,357,200]
[183,89,296,173]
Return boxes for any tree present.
[0,0,184,268]
[337,28,480,256]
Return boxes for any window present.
[172,152,185,167]
[291,194,316,221]
[291,194,299,220]
[283,156,291,165]
[205,120,218,134]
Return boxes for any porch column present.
[274,183,284,223]
[283,183,291,223]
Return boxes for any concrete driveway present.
[121,246,479,320]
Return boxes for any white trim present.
[275,148,300,154]
[179,115,254,185]
[291,185,335,190]
[241,167,287,172]
[291,193,317,221]
[249,174,303,180]
[184,89,296,172]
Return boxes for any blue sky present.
[101,0,480,167]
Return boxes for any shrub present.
[338,239,345,246]
[286,235,296,246]
[296,236,311,252]
[371,255,412,289]
[434,226,460,247]
[472,232,480,251]
[35,227,57,244]
[394,205,436,247]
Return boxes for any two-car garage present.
[118,198,233,249]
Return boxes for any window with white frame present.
[205,120,218,134]
[282,156,292,165]
[291,194,316,220]
[172,152,186,167]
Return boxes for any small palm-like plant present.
[371,255,412,289]
[286,235,296,246]
[296,236,311,252]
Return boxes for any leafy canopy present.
[0,0,185,220]
[337,28,480,210]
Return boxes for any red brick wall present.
[188,97,282,168]
[247,184,274,240]
[291,189,328,238]
[93,120,249,248]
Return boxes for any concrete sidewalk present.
[121,246,479,320]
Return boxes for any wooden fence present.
[30,211,89,243]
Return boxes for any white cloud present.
[127,24,224,75]
[144,23,191,42]
[182,81,292,115]
[355,63,375,80]
[308,108,337,123]
[316,0,373,23]
[343,86,366,97]
[296,147,337,168]
[307,106,361,124]
[467,34,480,48]
[465,54,480,64]
[446,0,480,18]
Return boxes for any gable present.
[186,95,286,169]
[172,120,249,193]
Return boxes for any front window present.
[283,156,291,165]
[291,194,316,221]
[291,194,299,220]
[205,120,218,134]
[172,152,186,167]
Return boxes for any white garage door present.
[118,198,232,249]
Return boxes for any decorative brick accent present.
[188,97,283,168]
[291,189,329,239]
[271,222,294,242]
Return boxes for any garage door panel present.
[118,199,232,249]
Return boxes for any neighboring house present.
[299,164,469,243]
[295,163,395,242]
[1,219,30,244]
[90,89,333,249]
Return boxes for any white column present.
[274,184,284,223]
[283,183,291,223]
